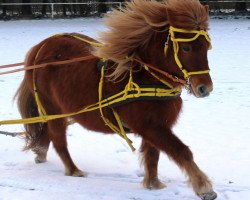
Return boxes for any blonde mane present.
[94,0,209,79]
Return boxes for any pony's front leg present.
[140,139,166,189]
[141,126,217,200]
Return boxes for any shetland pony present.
[16,0,216,199]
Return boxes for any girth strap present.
[105,84,180,108]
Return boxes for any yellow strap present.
[33,70,47,117]
[169,26,211,41]
[0,84,181,125]
[98,65,135,151]
[0,77,181,133]
[112,109,135,151]
[97,65,179,151]
[0,33,182,127]
[143,65,174,88]
[0,34,182,151]
[164,44,169,56]
[53,33,103,47]
[0,31,211,150]
[98,65,120,134]
[187,70,210,76]
[168,26,212,79]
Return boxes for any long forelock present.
[95,0,167,58]
[166,0,209,30]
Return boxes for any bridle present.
[164,26,212,82]
[130,26,212,90]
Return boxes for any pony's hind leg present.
[48,119,85,177]
[142,127,217,200]
[140,140,166,189]
[32,123,50,163]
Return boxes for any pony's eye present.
[182,45,191,53]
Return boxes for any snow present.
[0,18,250,200]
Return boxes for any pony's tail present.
[15,76,45,151]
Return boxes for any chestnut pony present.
[15,0,216,199]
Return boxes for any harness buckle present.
[184,76,192,93]
[186,76,191,85]
[164,33,170,56]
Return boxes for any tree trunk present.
[21,0,32,17]
[98,0,107,16]
[63,4,67,17]
[80,3,91,17]
[235,2,247,12]
[2,0,7,17]
[42,0,48,16]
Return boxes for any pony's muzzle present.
[189,73,213,98]
[196,84,213,98]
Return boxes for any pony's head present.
[95,0,213,98]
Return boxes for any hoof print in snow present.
[65,169,87,177]
[35,157,47,164]
[143,178,166,190]
[199,191,217,200]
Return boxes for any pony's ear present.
[204,5,209,14]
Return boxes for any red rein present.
[0,55,187,85]
[0,55,97,76]
[132,58,187,85]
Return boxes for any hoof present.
[199,191,217,200]
[35,156,47,164]
[65,169,86,177]
[143,177,166,190]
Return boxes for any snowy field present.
[0,18,250,200]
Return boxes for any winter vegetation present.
[0,0,249,20]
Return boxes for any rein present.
[0,62,25,69]
[132,57,187,85]
[0,55,96,76]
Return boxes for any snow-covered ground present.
[0,18,250,200]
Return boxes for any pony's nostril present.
[197,85,207,96]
